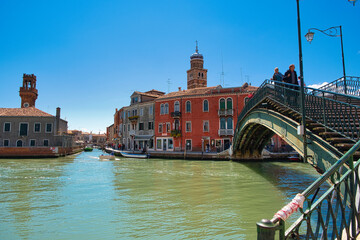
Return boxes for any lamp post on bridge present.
[296,0,308,163]
[305,26,347,94]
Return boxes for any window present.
[227,98,233,110]
[201,73,204,78]
[186,121,191,132]
[128,124,130,131]
[34,123,41,132]
[158,124,163,133]
[174,119,180,131]
[166,123,171,133]
[186,101,191,113]
[30,139,36,147]
[203,121,209,132]
[148,122,154,130]
[19,123,28,136]
[219,98,225,110]
[127,111,130,117]
[220,118,226,129]
[3,139,9,147]
[164,103,169,114]
[139,122,144,130]
[46,123,52,133]
[186,140,192,151]
[227,117,233,129]
[168,138,173,149]
[149,105,153,115]
[16,140,23,147]
[157,139,162,150]
[174,101,180,112]
[4,122,11,132]
[140,108,144,116]
[203,100,209,112]
[132,96,138,104]
[160,104,164,115]
[132,109,137,116]
[43,139,49,146]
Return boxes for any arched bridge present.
[232,77,360,173]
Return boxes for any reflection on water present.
[0,150,320,239]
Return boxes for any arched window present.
[203,100,209,112]
[186,101,191,113]
[165,103,169,114]
[227,117,233,129]
[198,72,201,77]
[227,98,233,110]
[220,118,226,129]
[160,104,164,115]
[16,140,23,147]
[219,98,225,110]
[201,73,204,78]
[174,101,180,112]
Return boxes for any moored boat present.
[119,151,149,159]
[84,146,93,152]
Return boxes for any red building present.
[154,46,257,152]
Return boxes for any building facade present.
[119,90,165,150]
[0,74,76,157]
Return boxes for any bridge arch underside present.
[233,109,343,173]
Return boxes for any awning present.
[134,135,153,141]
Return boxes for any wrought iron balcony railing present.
[218,109,233,116]
[218,129,234,136]
[171,111,181,118]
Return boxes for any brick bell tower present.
[187,41,208,89]
[19,74,38,108]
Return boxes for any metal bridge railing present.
[318,76,360,96]
[257,140,360,239]
[233,79,360,150]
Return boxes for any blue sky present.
[0,0,359,133]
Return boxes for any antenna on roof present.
[167,78,171,93]
[220,52,225,86]
[195,40,199,53]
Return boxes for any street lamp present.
[348,0,357,5]
[305,26,347,94]
[296,0,307,163]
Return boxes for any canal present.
[0,149,321,239]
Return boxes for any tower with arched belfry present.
[187,41,208,89]
[19,74,38,108]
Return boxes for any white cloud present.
[307,82,328,89]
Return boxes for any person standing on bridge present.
[283,64,299,86]
[272,67,284,99]
[283,64,299,103]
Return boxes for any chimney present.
[56,107,60,135]
[178,87,181,91]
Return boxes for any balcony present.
[218,129,234,136]
[218,109,233,116]
[171,111,181,118]
[170,130,182,138]
[128,115,139,122]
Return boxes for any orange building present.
[153,46,257,152]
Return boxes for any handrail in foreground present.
[257,140,360,239]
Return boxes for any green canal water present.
[0,149,321,239]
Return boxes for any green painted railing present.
[233,80,360,150]
[318,76,360,96]
[257,139,360,239]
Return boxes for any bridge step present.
[326,138,355,143]
[335,143,355,150]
